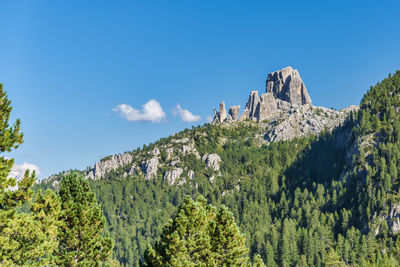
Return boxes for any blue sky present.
[1,0,400,178]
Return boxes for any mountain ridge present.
[72,67,357,183]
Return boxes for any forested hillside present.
[39,71,400,266]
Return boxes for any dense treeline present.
[351,71,400,245]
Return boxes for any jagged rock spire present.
[213,102,241,123]
[266,66,312,105]
[218,102,227,122]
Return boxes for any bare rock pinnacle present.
[266,66,311,106]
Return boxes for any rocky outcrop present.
[209,175,215,183]
[238,91,295,122]
[179,140,201,159]
[84,153,133,180]
[82,136,202,182]
[229,105,240,121]
[203,153,222,171]
[164,168,183,185]
[213,102,228,123]
[172,138,190,143]
[165,147,174,159]
[219,102,227,122]
[169,157,180,167]
[124,163,138,178]
[388,203,400,234]
[263,105,357,143]
[140,157,159,180]
[266,66,311,105]
[188,170,195,179]
[375,202,400,235]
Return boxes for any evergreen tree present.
[142,195,259,266]
[253,254,266,267]
[324,248,345,267]
[56,172,113,266]
[0,84,60,265]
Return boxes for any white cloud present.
[206,115,213,123]
[172,104,201,122]
[113,100,166,123]
[9,162,41,180]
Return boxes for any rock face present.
[188,170,195,179]
[214,66,313,123]
[266,66,311,106]
[203,153,222,171]
[218,102,227,122]
[80,136,202,183]
[263,105,356,143]
[387,203,400,234]
[239,91,259,121]
[84,153,133,180]
[164,168,183,185]
[140,157,159,180]
[124,163,138,177]
[375,202,400,235]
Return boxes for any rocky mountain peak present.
[266,66,312,105]
[213,66,312,123]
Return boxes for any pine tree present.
[0,83,25,209]
[265,241,277,267]
[210,205,249,265]
[55,172,113,266]
[324,247,345,267]
[253,254,266,267]
[142,195,257,266]
[0,84,62,265]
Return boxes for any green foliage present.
[351,71,400,228]
[0,84,116,266]
[0,84,62,266]
[324,248,345,267]
[56,172,113,266]
[142,195,255,266]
